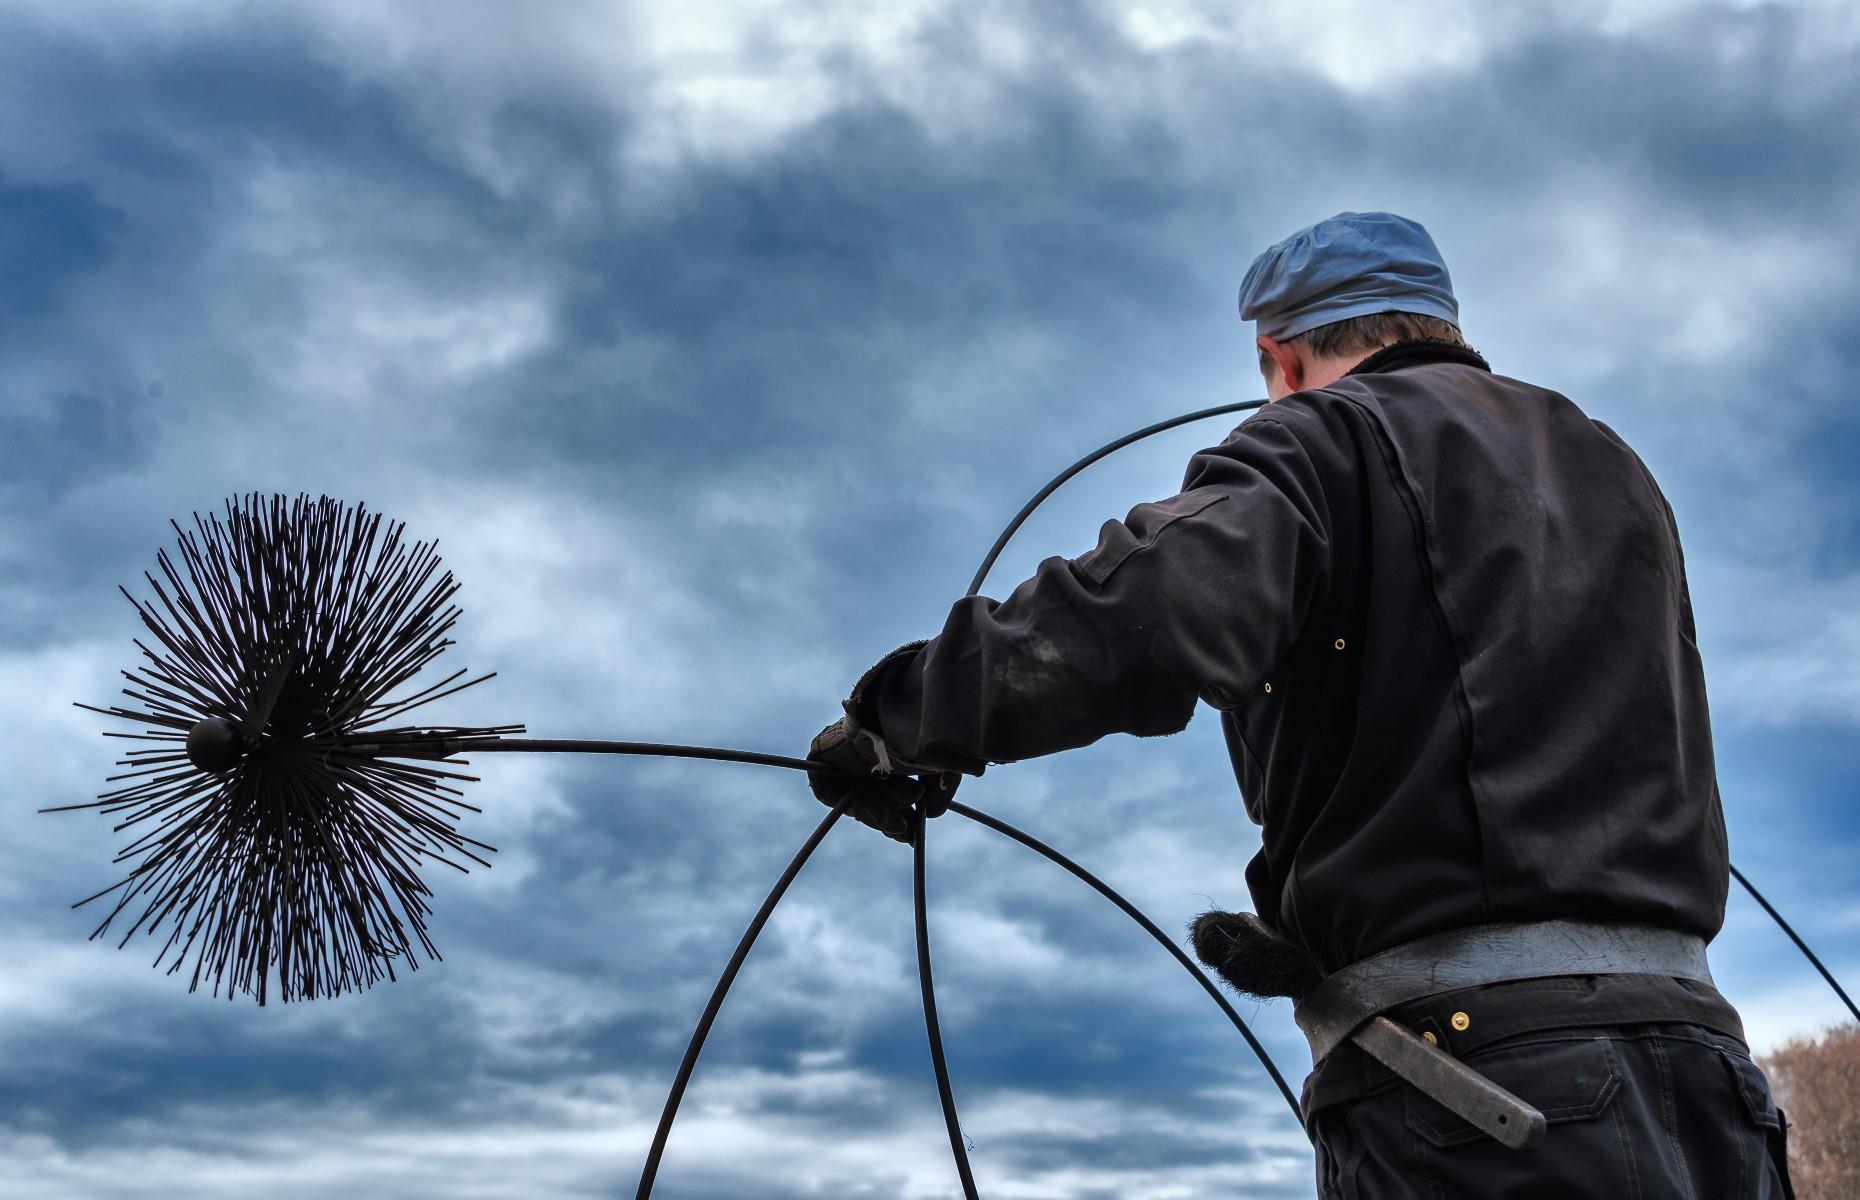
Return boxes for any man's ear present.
[1256,335,1303,395]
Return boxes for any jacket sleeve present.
[865,413,1334,774]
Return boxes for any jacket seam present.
[1225,413,1331,632]
[1309,382,1494,921]
[1074,489,1229,588]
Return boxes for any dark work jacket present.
[868,341,1741,1104]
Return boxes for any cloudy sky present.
[4,1,1859,1196]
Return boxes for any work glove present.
[807,643,961,843]
[806,717,957,842]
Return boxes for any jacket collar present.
[1346,339,1491,377]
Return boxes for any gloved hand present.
[807,715,959,843]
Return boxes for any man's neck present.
[1346,339,1491,377]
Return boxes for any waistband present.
[1292,920,1714,1064]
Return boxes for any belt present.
[1291,920,1714,1149]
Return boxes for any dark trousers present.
[1311,1024,1795,1199]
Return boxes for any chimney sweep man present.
[807,212,1794,1197]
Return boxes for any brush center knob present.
[186,717,246,772]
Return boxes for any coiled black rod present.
[908,396,1276,1194]
[550,731,1276,1197]
[642,399,1279,1198]
[947,801,1302,1115]
[407,734,1274,1194]
[633,798,851,1200]
[1730,863,1860,1024]
[914,809,981,1200]
[424,738,821,774]
[965,399,1268,597]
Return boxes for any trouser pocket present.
[1307,1034,1628,1200]
[1401,1034,1638,1198]
[1708,1035,1796,1200]
[1402,1034,1621,1147]
[1315,1026,1800,1199]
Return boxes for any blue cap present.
[1238,212,1458,340]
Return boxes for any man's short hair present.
[1258,311,1468,375]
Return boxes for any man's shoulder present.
[1231,384,1387,464]
[1243,386,1377,435]
[1187,391,1378,504]
[1314,361,1616,441]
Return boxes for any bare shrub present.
[1761,1022,1860,1198]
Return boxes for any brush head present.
[53,494,521,1004]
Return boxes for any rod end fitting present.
[186,717,246,772]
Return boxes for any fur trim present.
[1190,909,1323,1001]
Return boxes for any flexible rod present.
[965,399,1268,597]
[907,396,1277,1192]
[472,399,1292,1199]
[898,397,1283,1194]
[452,718,1282,1191]
[419,738,822,774]
[633,799,851,1200]
[1730,864,1860,1024]
[915,810,982,1200]
[947,801,1303,1116]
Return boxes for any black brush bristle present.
[47,494,521,1004]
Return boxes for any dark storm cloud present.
[0,173,122,323]
[0,391,151,501]
[447,0,1860,608]
[1773,308,1860,577]
[0,987,476,1149]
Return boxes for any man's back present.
[1232,341,1729,971]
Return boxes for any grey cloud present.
[0,173,122,324]
[0,390,153,502]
